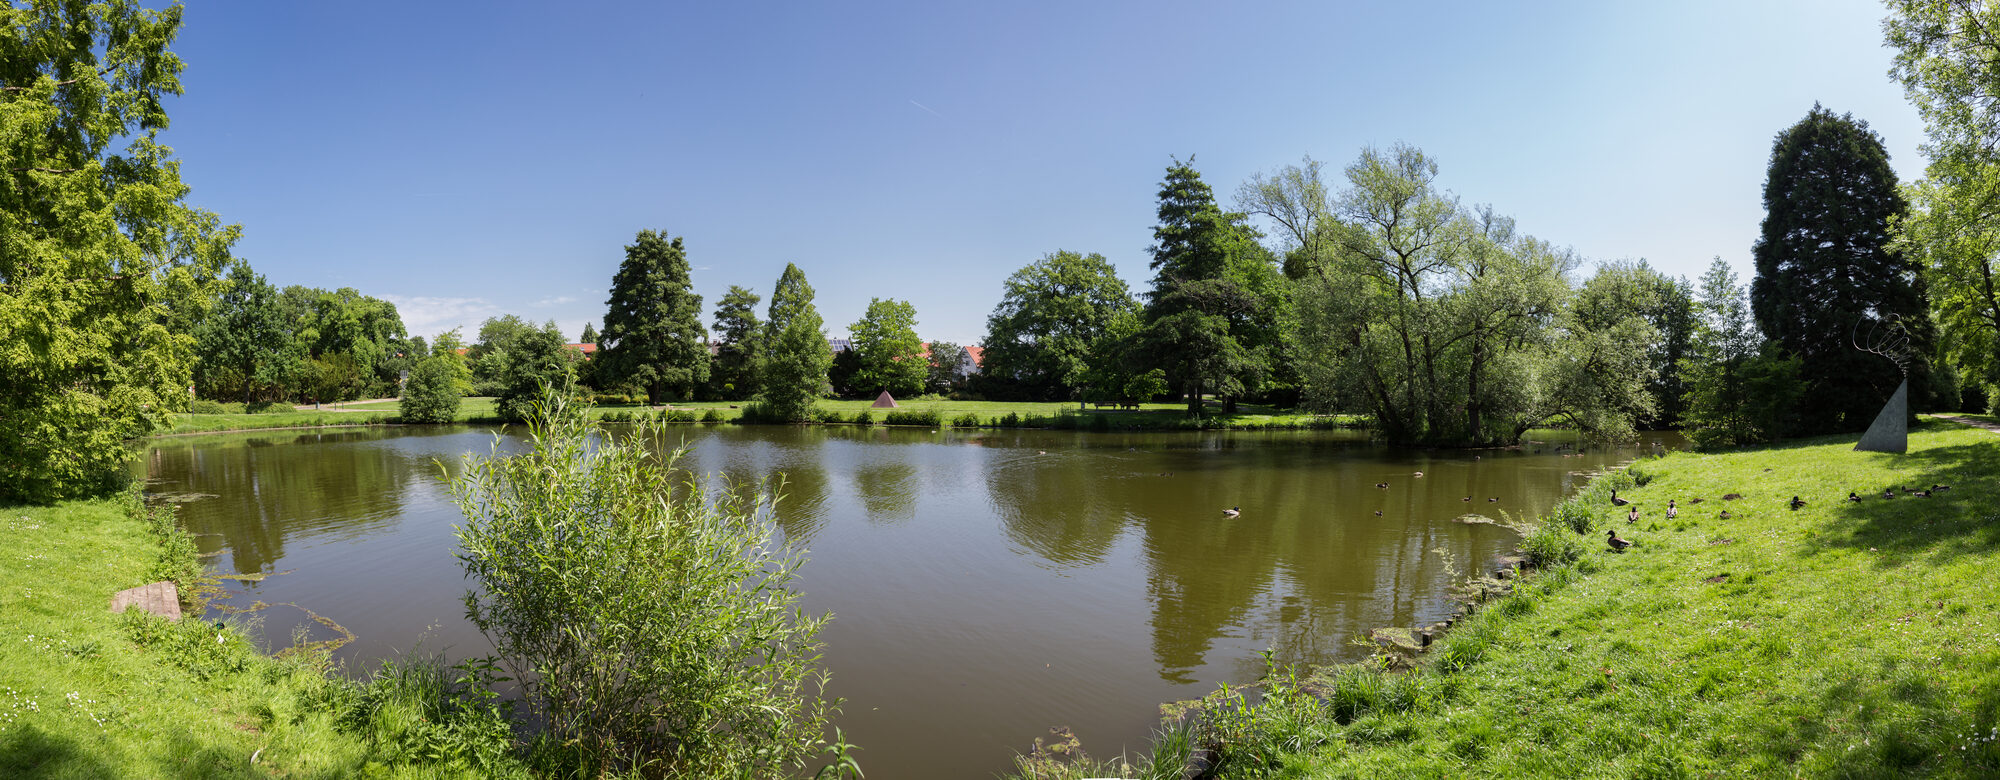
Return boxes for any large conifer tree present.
[596,230,709,404]
[710,286,763,400]
[1750,106,1933,433]
[1140,159,1282,414]
[758,264,833,421]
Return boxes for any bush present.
[1519,522,1584,568]
[1552,497,1594,535]
[246,400,293,414]
[952,412,983,428]
[449,390,835,776]
[326,654,519,774]
[190,399,232,414]
[882,409,942,427]
[734,402,780,424]
[400,357,463,423]
[701,408,725,423]
[662,409,698,423]
[851,410,875,426]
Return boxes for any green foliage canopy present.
[980,250,1136,400]
[1885,0,2000,397]
[1,0,239,502]
[1140,159,1285,413]
[757,263,833,422]
[710,285,761,400]
[925,340,967,394]
[398,354,461,423]
[482,318,577,422]
[848,297,926,397]
[1681,258,1802,447]
[596,230,709,404]
[1291,145,1650,444]
[192,260,284,402]
[1750,106,1933,432]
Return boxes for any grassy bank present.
[1019,419,2000,778]
[0,494,524,778]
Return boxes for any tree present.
[1682,258,1801,447]
[980,250,1137,400]
[1,1,239,502]
[580,321,597,345]
[1299,145,1479,441]
[470,315,540,396]
[1081,310,1166,407]
[193,260,285,402]
[1644,271,1699,428]
[1236,155,1335,280]
[432,328,475,396]
[1575,260,1698,428]
[1293,145,1650,443]
[302,286,409,398]
[758,264,833,422]
[450,388,835,775]
[710,286,762,400]
[596,230,710,404]
[489,319,578,422]
[826,345,862,398]
[849,298,926,397]
[1751,106,1933,433]
[1139,159,1283,414]
[399,355,461,423]
[926,340,966,394]
[1885,1,2000,402]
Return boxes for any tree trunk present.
[1187,381,1204,416]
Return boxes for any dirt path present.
[1930,414,2000,434]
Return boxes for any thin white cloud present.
[909,99,944,119]
[532,295,579,308]
[382,295,501,340]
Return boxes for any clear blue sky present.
[163,0,1924,346]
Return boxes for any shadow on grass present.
[0,724,114,779]
[1807,434,2000,565]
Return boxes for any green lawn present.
[0,496,518,778]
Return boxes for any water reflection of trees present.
[145,428,443,575]
[980,433,1538,683]
[660,425,834,543]
[983,449,1129,568]
[850,458,918,523]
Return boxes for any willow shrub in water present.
[449,389,836,777]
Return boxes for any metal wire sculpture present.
[1853,314,1913,377]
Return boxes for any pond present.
[139,423,1678,778]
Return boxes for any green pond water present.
[139,423,1679,778]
